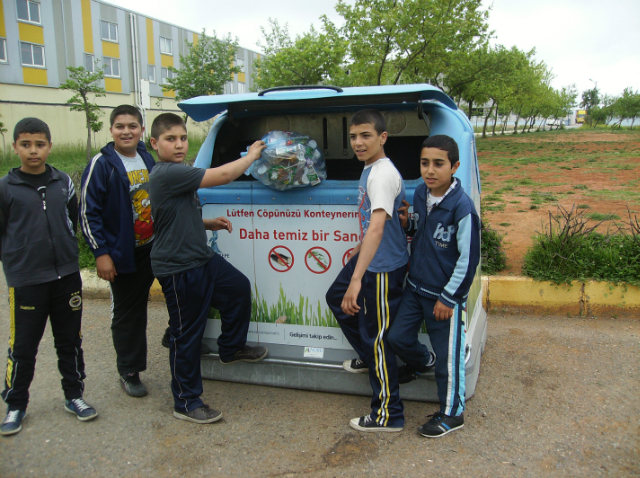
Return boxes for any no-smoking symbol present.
[342,248,355,267]
[305,247,332,274]
[269,245,294,272]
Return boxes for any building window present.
[236,57,244,72]
[20,42,45,67]
[16,0,40,24]
[0,39,7,63]
[159,37,173,55]
[161,67,174,84]
[237,82,245,94]
[101,20,118,42]
[148,65,156,83]
[84,53,94,72]
[102,57,120,77]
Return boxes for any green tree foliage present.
[580,87,600,114]
[0,113,8,153]
[253,19,347,90]
[60,65,106,163]
[164,29,240,101]
[331,0,490,87]
[611,88,640,129]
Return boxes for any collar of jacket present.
[7,164,63,186]
[100,141,153,187]
[424,178,463,212]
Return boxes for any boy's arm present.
[203,217,232,233]
[80,162,117,281]
[341,208,387,315]
[200,140,265,189]
[437,212,481,317]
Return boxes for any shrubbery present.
[523,205,640,285]
[481,219,507,275]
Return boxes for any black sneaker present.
[349,414,403,433]
[64,398,98,421]
[220,345,268,364]
[120,373,148,397]
[162,327,212,355]
[418,412,464,438]
[1,409,26,436]
[398,351,436,384]
[173,404,222,424]
[342,358,368,373]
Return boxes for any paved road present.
[0,281,638,477]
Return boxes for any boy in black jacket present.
[0,118,98,436]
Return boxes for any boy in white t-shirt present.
[325,109,409,433]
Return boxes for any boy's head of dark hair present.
[13,117,51,143]
[110,105,143,127]
[350,109,386,135]
[150,113,187,140]
[422,135,459,166]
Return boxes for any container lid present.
[178,84,457,122]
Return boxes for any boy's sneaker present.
[1,409,27,436]
[220,345,268,364]
[417,412,464,438]
[162,327,212,354]
[173,404,222,424]
[120,372,148,397]
[398,351,436,384]
[64,398,98,421]
[349,414,403,433]
[342,358,368,373]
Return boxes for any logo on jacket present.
[433,223,456,243]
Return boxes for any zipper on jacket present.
[40,186,61,278]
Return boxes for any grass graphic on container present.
[209,284,338,328]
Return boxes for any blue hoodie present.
[80,141,155,273]
[406,180,480,308]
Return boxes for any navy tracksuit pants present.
[388,289,466,417]
[326,253,406,427]
[2,272,85,412]
[158,253,251,413]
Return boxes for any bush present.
[481,219,507,275]
[522,206,640,285]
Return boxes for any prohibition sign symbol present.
[269,245,294,272]
[342,248,355,267]
[305,247,332,274]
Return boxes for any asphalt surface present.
[0,276,638,477]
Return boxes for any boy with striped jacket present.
[388,134,480,438]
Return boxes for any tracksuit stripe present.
[171,275,189,412]
[374,273,391,426]
[79,153,103,250]
[5,288,16,393]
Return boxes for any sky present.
[104,0,640,99]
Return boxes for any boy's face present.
[150,125,188,163]
[420,147,460,197]
[110,114,144,156]
[349,123,387,166]
[13,132,51,175]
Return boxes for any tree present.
[580,87,600,126]
[332,0,490,87]
[60,65,106,163]
[253,19,347,90]
[612,88,640,129]
[0,113,7,153]
[164,29,240,102]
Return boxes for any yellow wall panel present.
[238,72,246,83]
[146,18,154,63]
[22,67,47,85]
[80,0,93,53]
[160,54,173,68]
[18,23,44,44]
[192,32,198,46]
[0,0,6,37]
[104,77,122,92]
[163,89,175,98]
[102,41,120,58]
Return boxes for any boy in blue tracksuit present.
[388,134,480,438]
[80,105,156,397]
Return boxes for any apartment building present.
[0,0,260,147]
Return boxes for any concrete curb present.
[80,270,640,318]
[482,276,640,318]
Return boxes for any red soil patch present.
[479,131,640,275]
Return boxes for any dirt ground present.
[1,292,638,477]
[478,130,640,275]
